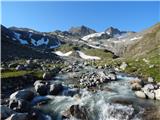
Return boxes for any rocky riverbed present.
[1,58,160,120]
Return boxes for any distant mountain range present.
[1,23,160,61]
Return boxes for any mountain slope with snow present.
[8,26,61,49]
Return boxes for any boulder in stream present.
[10,89,35,101]
[154,89,160,100]
[9,99,31,112]
[135,91,146,99]
[131,83,142,91]
[34,81,49,96]
[49,82,63,95]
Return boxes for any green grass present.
[81,48,117,67]
[1,69,44,79]
[82,48,113,60]
[55,43,78,52]
[1,70,32,79]
[124,47,160,82]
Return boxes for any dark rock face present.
[69,25,96,37]
[9,27,60,49]
[105,27,123,36]
[1,28,60,61]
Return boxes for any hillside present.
[124,23,160,58]
[1,28,60,62]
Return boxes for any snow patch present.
[82,32,104,41]
[130,36,142,41]
[14,32,28,45]
[54,51,73,57]
[77,51,101,60]
[31,37,49,46]
[87,44,102,49]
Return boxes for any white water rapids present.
[32,73,160,120]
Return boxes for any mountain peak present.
[69,25,96,37]
[105,27,121,36]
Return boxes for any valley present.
[1,23,160,120]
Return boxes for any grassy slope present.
[1,70,43,79]
[123,23,160,81]
[55,43,115,66]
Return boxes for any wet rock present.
[34,81,48,96]
[107,73,117,81]
[130,79,144,86]
[135,91,146,99]
[142,84,155,99]
[15,65,25,70]
[148,77,154,83]
[10,89,35,101]
[69,105,89,120]
[42,72,52,80]
[61,110,70,119]
[5,113,28,120]
[1,105,15,119]
[154,89,160,100]
[49,82,63,95]
[131,83,142,91]
[9,99,31,112]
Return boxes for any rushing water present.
[34,73,160,120]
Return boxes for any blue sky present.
[1,1,160,32]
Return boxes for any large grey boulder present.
[148,77,154,83]
[10,89,35,101]
[154,89,160,100]
[135,91,146,99]
[142,84,155,99]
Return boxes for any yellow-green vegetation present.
[124,47,160,82]
[1,69,43,79]
[82,48,113,60]
[57,43,116,65]
[55,43,78,52]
